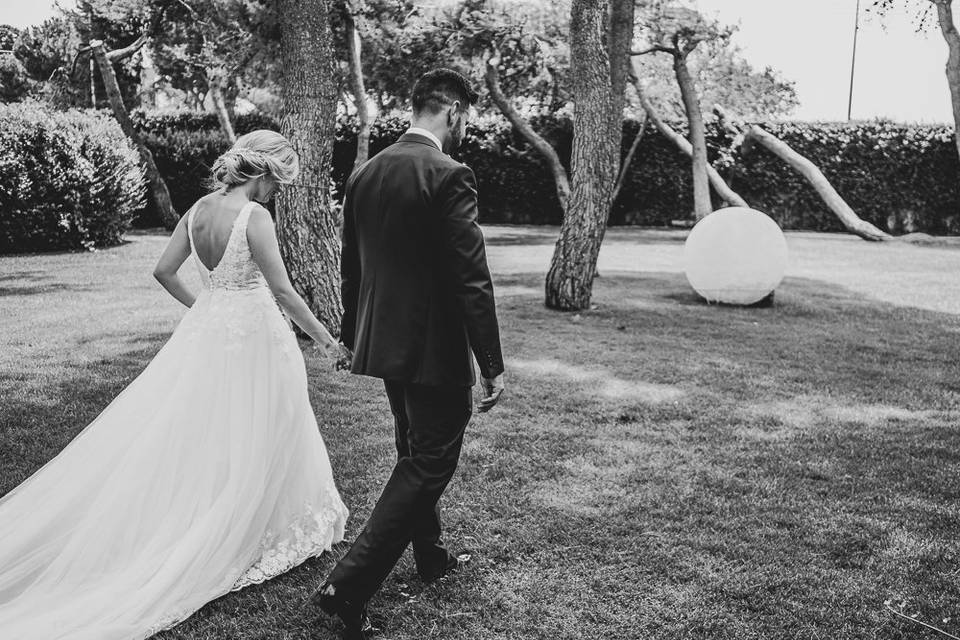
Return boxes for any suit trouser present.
[326,380,472,603]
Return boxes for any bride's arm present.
[247,206,339,352]
[153,216,196,308]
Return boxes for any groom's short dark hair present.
[411,68,479,116]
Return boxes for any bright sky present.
[3,0,953,123]
[3,0,67,30]
[696,0,952,123]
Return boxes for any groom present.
[312,68,505,639]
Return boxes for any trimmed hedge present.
[0,103,145,253]
[725,122,960,235]
[131,110,960,235]
[131,111,280,218]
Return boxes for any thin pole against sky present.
[847,0,861,120]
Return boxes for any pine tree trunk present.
[636,74,748,208]
[673,51,712,220]
[276,0,343,336]
[607,0,634,119]
[544,0,633,311]
[344,8,370,168]
[934,0,960,165]
[207,68,237,145]
[90,40,178,230]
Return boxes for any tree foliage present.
[147,0,279,111]
[1,19,85,105]
[633,3,797,119]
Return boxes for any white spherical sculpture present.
[683,207,788,305]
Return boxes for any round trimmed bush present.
[0,103,146,253]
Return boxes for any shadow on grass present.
[484,229,559,247]
[483,226,687,248]
[0,270,96,297]
[0,283,96,297]
[467,270,960,639]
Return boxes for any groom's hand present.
[333,343,353,372]
[478,373,504,413]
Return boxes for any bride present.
[0,130,350,639]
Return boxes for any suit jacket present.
[339,132,504,387]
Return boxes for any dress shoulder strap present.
[234,201,258,251]
[237,201,257,230]
[184,203,199,251]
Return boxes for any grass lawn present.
[2,227,959,639]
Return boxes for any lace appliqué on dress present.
[142,498,347,638]
[188,201,269,293]
[231,497,348,591]
[179,202,298,356]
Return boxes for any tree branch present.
[713,104,746,149]
[88,33,147,64]
[611,109,647,204]
[345,6,371,167]
[715,103,891,241]
[69,48,91,76]
[630,45,675,56]
[171,0,201,20]
[629,60,748,209]
[484,54,570,212]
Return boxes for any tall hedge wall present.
[132,110,960,235]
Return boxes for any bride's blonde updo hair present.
[211,129,299,188]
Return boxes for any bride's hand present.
[313,341,351,366]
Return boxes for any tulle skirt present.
[0,286,348,639]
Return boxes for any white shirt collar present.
[405,127,443,152]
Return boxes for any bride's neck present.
[220,181,259,201]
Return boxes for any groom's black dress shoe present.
[420,549,472,584]
[308,583,374,640]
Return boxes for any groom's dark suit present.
[330,131,504,603]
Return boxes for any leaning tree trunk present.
[712,104,889,241]
[90,39,178,230]
[934,0,960,164]
[276,0,343,334]
[545,0,633,311]
[207,67,236,144]
[743,125,890,241]
[485,57,570,212]
[611,108,647,204]
[607,0,634,119]
[673,50,712,220]
[344,6,371,168]
[632,66,748,208]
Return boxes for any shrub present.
[129,110,960,235]
[0,103,145,253]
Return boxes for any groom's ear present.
[448,101,462,123]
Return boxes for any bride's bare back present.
[189,193,250,272]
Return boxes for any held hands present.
[478,373,505,413]
[312,340,353,372]
[333,343,353,372]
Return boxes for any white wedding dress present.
[0,201,349,639]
